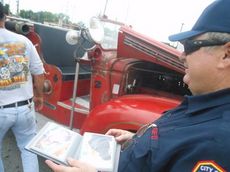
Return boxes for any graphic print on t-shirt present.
[0,42,29,90]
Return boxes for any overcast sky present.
[5,0,215,43]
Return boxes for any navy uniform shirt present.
[118,88,230,172]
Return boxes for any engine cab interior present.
[123,61,190,98]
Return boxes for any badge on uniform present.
[151,126,158,140]
[192,160,226,172]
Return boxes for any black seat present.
[60,66,91,81]
[34,24,91,80]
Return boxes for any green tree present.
[19,10,71,24]
[3,4,10,15]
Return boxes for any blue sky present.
[5,0,215,43]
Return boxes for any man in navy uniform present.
[46,0,230,171]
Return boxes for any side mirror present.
[65,30,81,45]
[88,17,104,44]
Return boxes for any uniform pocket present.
[119,126,160,172]
[133,127,158,158]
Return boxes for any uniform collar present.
[184,88,230,115]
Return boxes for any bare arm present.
[33,74,44,111]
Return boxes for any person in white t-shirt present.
[0,2,44,172]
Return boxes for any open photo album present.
[25,122,121,172]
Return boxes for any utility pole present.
[180,23,185,32]
[16,0,19,15]
[103,0,109,16]
[176,23,185,48]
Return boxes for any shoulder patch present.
[192,160,226,172]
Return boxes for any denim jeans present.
[0,102,39,172]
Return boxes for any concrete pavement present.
[3,112,54,172]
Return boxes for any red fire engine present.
[6,17,190,134]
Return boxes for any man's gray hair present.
[205,32,230,42]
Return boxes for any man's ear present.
[218,42,230,68]
[225,42,230,57]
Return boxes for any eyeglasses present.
[183,39,229,55]
[121,123,157,151]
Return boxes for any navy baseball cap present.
[169,0,230,41]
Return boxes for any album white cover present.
[25,122,121,172]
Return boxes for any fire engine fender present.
[80,94,180,134]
